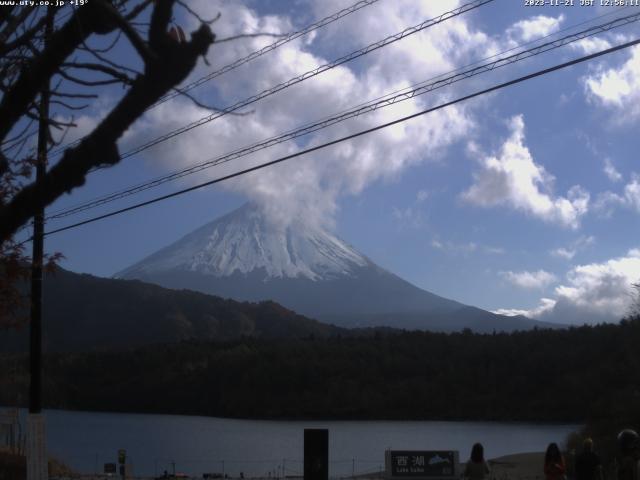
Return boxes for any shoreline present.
[1,405,586,425]
[0,450,548,480]
[487,452,545,480]
[349,453,548,480]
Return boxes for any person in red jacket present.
[545,443,567,480]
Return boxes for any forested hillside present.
[1,318,639,423]
[0,268,346,352]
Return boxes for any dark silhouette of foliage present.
[0,267,347,352]
[1,318,639,426]
[0,1,217,328]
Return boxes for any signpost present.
[26,415,47,480]
[304,429,328,480]
[118,449,127,480]
[0,409,19,451]
[27,10,52,480]
[385,451,459,480]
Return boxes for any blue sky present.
[27,0,640,324]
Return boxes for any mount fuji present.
[116,204,557,332]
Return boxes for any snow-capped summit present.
[117,203,369,281]
[117,203,560,333]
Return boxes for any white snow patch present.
[120,204,369,281]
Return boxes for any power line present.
[0,8,73,150]
[49,0,495,163]
[47,8,638,219]
[38,36,640,240]
[48,6,635,218]
[116,0,494,160]
[46,9,640,221]
[45,0,501,219]
[47,0,382,158]
[151,0,382,108]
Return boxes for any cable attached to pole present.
[38,36,640,239]
[45,9,640,222]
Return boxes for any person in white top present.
[464,443,491,480]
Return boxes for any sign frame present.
[385,450,459,480]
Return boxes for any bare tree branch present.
[171,85,254,115]
[50,100,90,111]
[0,18,215,241]
[0,151,8,177]
[124,0,155,22]
[57,69,128,87]
[80,39,142,76]
[215,32,287,43]
[0,0,224,332]
[0,14,49,56]
[50,120,76,148]
[101,2,156,64]
[176,1,221,25]
[628,283,640,319]
[0,0,119,143]
[79,29,123,54]
[0,7,15,30]
[1,118,35,147]
[61,62,136,85]
[51,91,99,99]
[0,7,33,44]
[6,135,33,161]
[25,111,76,130]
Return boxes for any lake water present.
[10,409,579,478]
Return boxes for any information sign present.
[385,450,459,480]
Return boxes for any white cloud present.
[501,270,557,289]
[594,191,622,217]
[431,239,477,255]
[392,206,425,229]
[584,45,640,120]
[492,298,556,318]
[499,249,640,325]
[311,0,491,85]
[557,92,574,107]
[431,239,503,256]
[551,248,576,260]
[571,37,612,55]
[52,112,102,146]
[624,175,640,211]
[604,158,622,182]
[120,0,488,230]
[416,189,429,203]
[595,174,640,216]
[506,14,564,43]
[550,235,595,261]
[462,115,590,229]
[393,188,433,228]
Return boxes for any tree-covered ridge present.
[1,318,639,423]
[0,267,346,353]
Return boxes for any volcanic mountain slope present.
[117,204,559,333]
[0,267,345,353]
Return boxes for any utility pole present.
[27,9,52,480]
